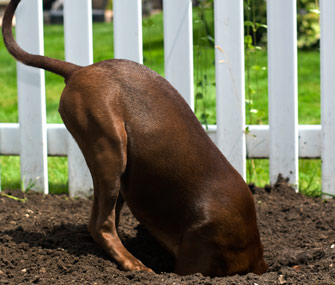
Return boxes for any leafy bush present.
[297,0,320,49]
[243,0,320,49]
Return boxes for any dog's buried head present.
[2,0,268,277]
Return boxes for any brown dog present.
[2,0,267,277]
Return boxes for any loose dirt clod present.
[0,179,334,284]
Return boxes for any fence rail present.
[0,0,334,197]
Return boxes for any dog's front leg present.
[79,127,152,273]
[115,192,125,230]
[88,174,152,273]
[59,87,153,273]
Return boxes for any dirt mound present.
[1,179,334,284]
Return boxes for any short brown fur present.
[2,0,268,276]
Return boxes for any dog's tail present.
[2,0,80,81]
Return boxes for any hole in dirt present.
[122,224,174,273]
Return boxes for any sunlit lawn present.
[0,11,322,196]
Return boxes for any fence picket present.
[163,0,194,109]
[320,0,335,196]
[113,0,143,63]
[64,0,93,197]
[16,0,48,193]
[214,0,246,178]
[267,0,299,188]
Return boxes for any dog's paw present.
[122,259,154,273]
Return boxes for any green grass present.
[0,156,68,194]
[246,159,321,196]
[0,10,322,196]
[0,156,20,190]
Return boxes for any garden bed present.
[1,177,334,284]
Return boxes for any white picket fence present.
[0,0,334,197]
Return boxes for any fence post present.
[163,0,194,109]
[113,0,143,63]
[214,0,246,178]
[16,0,48,193]
[267,0,299,188]
[64,0,93,197]
[320,0,335,197]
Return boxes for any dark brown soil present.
[1,178,335,284]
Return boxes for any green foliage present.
[194,1,216,126]
[143,15,156,67]
[106,0,113,10]
[299,159,321,196]
[142,13,164,75]
[21,177,36,193]
[244,0,268,185]
[297,0,320,49]
[243,0,320,49]
[244,0,267,126]
[244,0,267,45]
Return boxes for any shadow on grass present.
[49,182,68,195]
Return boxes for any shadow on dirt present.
[1,222,174,273]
